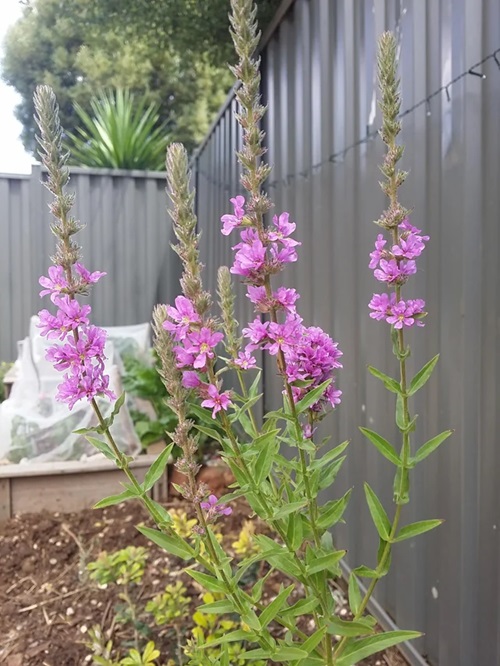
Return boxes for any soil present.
[0,496,409,666]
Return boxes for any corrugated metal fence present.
[0,165,178,361]
[191,0,500,664]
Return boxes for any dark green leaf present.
[186,569,228,594]
[197,629,256,649]
[142,443,174,492]
[85,436,117,462]
[93,488,136,509]
[348,572,362,615]
[395,519,443,542]
[336,631,422,666]
[306,550,346,574]
[137,526,195,560]
[259,584,294,628]
[327,617,375,637]
[194,424,224,444]
[364,483,391,541]
[353,565,379,579]
[273,501,308,519]
[317,489,352,530]
[197,599,235,614]
[272,646,309,661]
[280,596,319,618]
[408,354,439,395]
[301,627,328,655]
[359,428,399,465]
[368,366,401,394]
[295,379,332,413]
[395,393,406,431]
[411,430,453,464]
[310,441,350,470]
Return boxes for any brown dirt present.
[0,497,409,666]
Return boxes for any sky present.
[0,0,35,174]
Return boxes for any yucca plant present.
[67,89,168,170]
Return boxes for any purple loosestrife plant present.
[34,5,451,664]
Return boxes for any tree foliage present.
[2,0,241,156]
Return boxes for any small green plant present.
[168,509,198,538]
[67,89,168,170]
[0,362,13,402]
[120,641,160,666]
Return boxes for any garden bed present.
[0,455,166,522]
[0,496,409,665]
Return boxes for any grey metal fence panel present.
[0,166,174,362]
[191,0,500,664]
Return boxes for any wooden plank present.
[0,478,11,522]
[0,455,158,479]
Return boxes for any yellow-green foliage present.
[231,520,260,558]
[146,581,191,626]
[169,509,198,538]
[87,546,147,587]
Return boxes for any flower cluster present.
[162,295,232,418]
[369,219,428,327]
[221,197,342,420]
[229,204,300,283]
[38,265,114,409]
[200,494,233,521]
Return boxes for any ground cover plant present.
[28,0,451,662]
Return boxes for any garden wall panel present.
[0,166,176,362]
[191,0,500,664]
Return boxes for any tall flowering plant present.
[33,2,451,663]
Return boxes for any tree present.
[1,0,234,155]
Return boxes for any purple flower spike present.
[221,195,246,235]
[164,295,202,341]
[39,265,69,302]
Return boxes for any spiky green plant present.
[67,89,168,170]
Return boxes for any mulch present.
[0,495,409,666]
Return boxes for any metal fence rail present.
[0,165,178,361]
[191,1,500,664]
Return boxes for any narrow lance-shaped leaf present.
[359,428,399,465]
[294,379,332,413]
[364,483,392,541]
[137,525,196,560]
[259,584,294,628]
[368,366,402,394]
[93,487,137,509]
[336,630,422,666]
[142,443,174,492]
[411,429,453,464]
[408,354,439,395]
[348,572,362,615]
[395,519,443,542]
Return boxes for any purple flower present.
[57,364,115,410]
[369,234,388,269]
[221,195,246,235]
[173,345,196,369]
[200,494,232,517]
[201,384,232,418]
[184,328,224,369]
[368,292,396,321]
[164,296,201,340]
[392,226,429,259]
[242,318,269,350]
[233,351,257,369]
[270,244,298,267]
[39,265,69,302]
[246,285,268,309]
[373,258,416,284]
[182,370,202,388]
[74,263,107,285]
[267,314,303,355]
[267,212,301,249]
[230,238,267,279]
[273,287,299,312]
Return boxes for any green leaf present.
[186,569,228,594]
[395,393,406,431]
[85,436,117,462]
[348,573,362,615]
[136,525,196,560]
[353,565,380,579]
[368,366,402,394]
[306,550,346,574]
[301,627,328,655]
[281,596,319,618]
[93,487,137,509]
[310,441,350,470]
[359,428,399,465]
[264,409,296,423]
[317,489,352,530]
[142,443,174,492]
[395,519,443,542]
[287,513,304,552]
[254,433,280,484]
[408,354,439,395]
[364,483,391,541]
[327,617,375,637]
[188,403,220,427]
[248,370,262,399]
[194,424,224,444]
[393,465,410,505]
[295,379,332,413]
[196,599,236,614]
[197,629,256,649]
[259,584,294,628]
[411,430,453,464]
[273,501,308,519]
[336,630,422,666]
[109,391,126,423]
[272,646,309,661]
